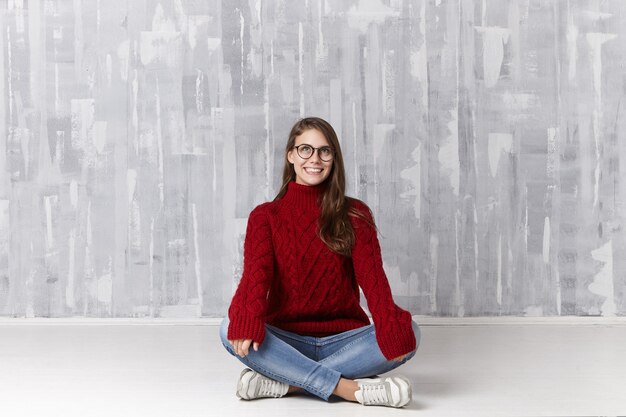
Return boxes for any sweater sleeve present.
[227,204,274,345]
[350,200,416,360]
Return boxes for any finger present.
[241,339,252,356]
[253,342,259,351]
[235,340,244,357]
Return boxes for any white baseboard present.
[0,315,625,326]
[0,318,222,326]
[410,316,626,326]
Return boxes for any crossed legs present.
[219,318,420,401]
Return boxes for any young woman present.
[219,117,420,408]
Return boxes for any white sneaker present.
[236,368,289,400]
[354,376,412,407]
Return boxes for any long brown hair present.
[274,117,370,256]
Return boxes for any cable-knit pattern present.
[227,203,275,345]
[227,181,416,360]
[350,200,416,359]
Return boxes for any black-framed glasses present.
[293,144,334,162]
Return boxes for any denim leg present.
[317,320,421,379]
[219,318,341,401]
[264,324,318,361]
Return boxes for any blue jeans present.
[219,318,420,401]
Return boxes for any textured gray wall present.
[0,0,624,318]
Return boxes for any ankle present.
[287,386,303,394]
[332,378,359,402]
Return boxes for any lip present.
[303,167,323,174]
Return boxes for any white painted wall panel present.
[0,0,624,317]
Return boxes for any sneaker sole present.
[390,376,412,407]
[236,368,253,400]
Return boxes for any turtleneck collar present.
[282,181,326,210]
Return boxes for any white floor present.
[1,319,625,417]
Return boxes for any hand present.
[392,353,408,362]
[228,339,260,357]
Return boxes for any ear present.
[287,149,295,164]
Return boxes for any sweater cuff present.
[376,318,417,360]
[227,314,267,346]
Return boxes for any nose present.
[309,148,323,163]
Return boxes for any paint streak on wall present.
[0,0,626,318]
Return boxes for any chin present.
[297,174,330,186]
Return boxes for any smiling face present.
[287,128,333,186]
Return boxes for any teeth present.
[305,168,322,173]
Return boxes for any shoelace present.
[258,377,285,398]
[361,382,389,405]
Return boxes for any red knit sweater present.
[227,181,416,360]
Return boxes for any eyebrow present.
[295,143,331,148]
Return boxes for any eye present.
[299,145,313,155]
[320,147,332,157]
